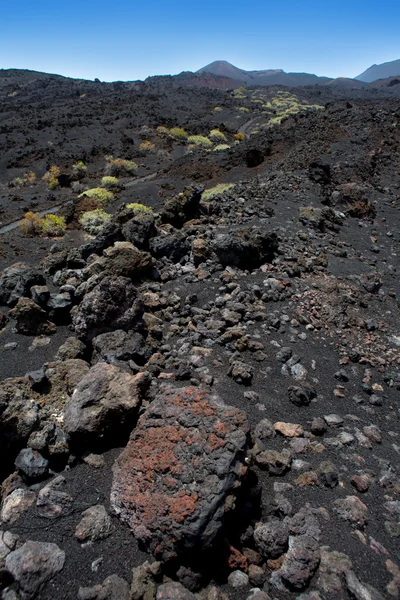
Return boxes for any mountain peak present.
[356,58,400,82]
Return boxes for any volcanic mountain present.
[356,57,400,82]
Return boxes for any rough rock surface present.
[111,386,249,561]
[5,540,65,599]
[72,276,144,341]
[0,263,45,307]
[63,363,150,449]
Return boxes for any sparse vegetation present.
[72,160,87,176]
[234,132,245,141]
[19,212,66,237]
[79,209,111,234]
[237,107,249,113]
[169,127,188,141]
[101,176,120,189]
[8,171,36,188]
[78,187,113,204]
[140,140,157,153]
[42,165,61,190]
[187,135,213,149]
[202,183,235,200]
[105,156,138,176]
[213,144,230,152]
[126,202,153,214]
[209,129,227,142]
[213,106,223,112]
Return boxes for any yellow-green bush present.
[19,212,66,237]
[169,127,188,141]
[41,214,66,237]
[213,106,223,112]
[237,107,249,113]
[42,166,61,189]
[105,156,138,176]
[202,183,235,201]
[79,209,111,234]
[126,202,153,214]
[234,132,245,141]
[8,171,36,188]
[78,187,113,204]
[72,160,87,174]
[187,135,213,149]
[140,140,157,153]
[213,144,230,152]
[209,129,227,142]
[101,176,119,189]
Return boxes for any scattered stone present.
[333,496,368,527]
[75,505,113,542]
[14,448,49,483]
[344,570,385,600]
[1,489,36,524]
[156,581,196,600]
[9,298,56,336]
[274,422,304,438]
[254,522,289,559]
[0,263,45,307]
[256,449,292,475]
[78,574,130,600]
[271,535,320,591]
[228,570,249,589]
[36,476,73,518]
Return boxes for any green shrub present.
[18,212,66,237]
[126,202,153,214]
[213,106,223,112]
[169,127,188,141]
[79,209,111,234]
[105,156,138,176]
[209,129,227,142]
[202,183,235,200]
[8,171,37,188]
[237,107,249,113]
[42,166,60,189]
[41,214,66,237]
[72,160,87,174]
[213,144,230,152]
[187,135,213,149]
[101,176,119,189]
[78,187,113,204]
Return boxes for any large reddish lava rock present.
[111,386,249,561]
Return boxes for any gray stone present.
[1,489,36,524]
[344,570,385,600]
[228,570,249,589]
[78,574,130,600]
[14,449,49,482]
[75,505,112,542]
[271,535,320,591]
[36,476,73,518]
[5,541,65,599]
[0,263,45,307]
[156,582,196,600]
[254,522,289,558]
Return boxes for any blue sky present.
[1,0,399,81]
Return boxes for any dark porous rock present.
[156,581,196,600]
[288,383,316,407]
[63,363,150,450]
[72,275,144,342]
[14,448,49,483]
[45,359,90,402]
[160,186,203,228]
[111,386,249,561]
[47,292,72,324]
[0,378,39,472]
[36,476,73,518]
[0,311,8,328]
[255,449,292,475]
[5,540,65,599]
[333,496,368,527]
[9,298,56,336]
[228,360,253,385]
[78,574,130,600]
[55,337,86,361]
[0,263,45,308]
[191,238,212,266]
[75,504,113,542]
[212,229,278,270]
[92,329,149,366]
[79,222,123,260]
[30,285,50,307]
[102,242,155,280]
[121,211,157,249]
[271,535,320,591]
[149,233,190,263]
[254,419,276,451]
[254,522,289,558]
[130,560,161,600]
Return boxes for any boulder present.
[9,298,56,335]
[102,243,154,279]
[149,234,190,263]
[271,535,320,591]
[5,540,65,599]
[121,211,157,249]
[78,575,130,600]
[63,363,150,449]
[75,504,112,542]
[212,229,278,270]
[79,222,123,260]
[111,386,249,561]
[72,276,144,342]
[14,448,49,482]
[0,263,45,307]
[92,330,149,365]
[160,186,202,228]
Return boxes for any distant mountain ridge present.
[355,58,400,83]
[196,60,332,87]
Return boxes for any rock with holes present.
[75,504,113,542]
[0,263,45,308]
[111,386,249,561]
[63,363,150,450]
[5,540,65,599]
[72,275,144,342]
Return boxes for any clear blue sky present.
[1,0,399,81]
